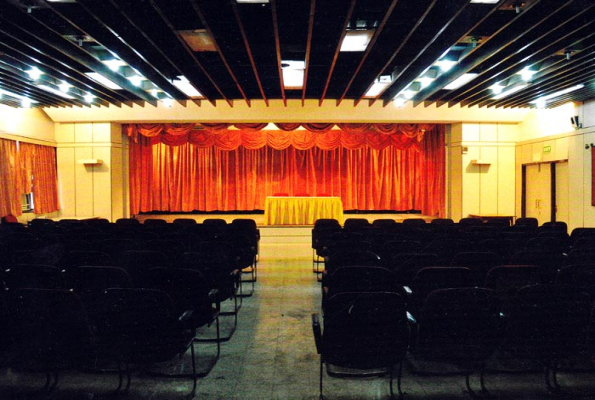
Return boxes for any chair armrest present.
[179,309,195,324]
[312,313,322,354]
[406,311,417,324]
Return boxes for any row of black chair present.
[313,284,594,399]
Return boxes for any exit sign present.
[543,145,552,153]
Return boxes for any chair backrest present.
[324,266,397,297]
[13,288,93,368]
[118,250,171,281]
[390,252,440,284]
[484,265,544,300]
[343,218,371,231]
[3,264,66,291]
[324,250,380,274]
[415,288,500,364]
[450,251,503,284]
[410,267,473,302]
[322,291,409,370]
[514,217,538,230]
[503,284,592,360]
[556,264,595,298]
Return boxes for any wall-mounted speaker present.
[571,115,582,130]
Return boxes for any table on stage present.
[264,196,344,225]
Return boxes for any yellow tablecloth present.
[264,197,344,225]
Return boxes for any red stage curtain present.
[128,125,445,216]
[0,139,21,217]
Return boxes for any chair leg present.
[479,368,489,395]
[319,357,324,400]
[189,342,197,398]
[465,372,478,398]
[389,363,394,399]
[397,360,404,399]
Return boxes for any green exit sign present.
[543,145,552,153]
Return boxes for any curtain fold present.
[0,139,60,217]
[128,125,445,216]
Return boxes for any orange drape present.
[0,138,21,217]
[0,139,60,217]
[128,125,445,216]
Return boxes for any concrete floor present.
[1,228,595,399]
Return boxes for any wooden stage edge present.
[133,212,436,227]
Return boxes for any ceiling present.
[1,0,594,110]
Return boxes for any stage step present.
[259,227,312,260]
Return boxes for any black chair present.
[556,264,595,298]
[323,250,380,276]
[321,266,398,309]
[514,217,538,230]
[117,250,171,284]
[143,267,221,375]
[391,252,440,285]
[407,267,473,313]
[2,264,66,293]
[312,291,409,399]
[509,249,565,283]
[501,284,592,393]
[94,288,200,396]
[12,289,94,394]
[450,251,503,286]
[312,219,342,274]
[409,287,501,397]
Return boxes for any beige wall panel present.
[519,144,532,165]
[92,123,112,143]
[450,123,463,143]
[111,146,125,221]
[555,137,568,161]
[531,143,543,163]
[91,146,112,219]
[566,134,584,230]
[541,140,555,163]
[525,163,552,226]
[555,162,569,224]
[479,147,498,215]
[515,146,524,219]
[56,147,76,218]
[462,124,480,142]
[110,123,122,144]
[479,124,498,142]
[74,123,93,143]
[497,146,516,216]
[74,147,94,217]
[497,124,518,141]
[55,123,75,143]
[462,146,481,217]
[449,144,463,221]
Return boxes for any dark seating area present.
[314,216,595,398]
[0,217,259,397]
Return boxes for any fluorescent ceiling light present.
[436,60,457,72]
[444,73,478,90]
[85,72,122,90]
[83,93,95,103]
[519,67,536,82]
[340,30,374,52]
[38,85,75,99]
[364,75,391,98]
[470,0,499,3]
[58,81,71,93]
[161,98,174,108]
[417,77,433,89]
[530,84,585,103]
[173,76,203,98]
[393,98,406,108]
[492,84,528,100]
[26,67,42,80]
[281,60,305,89]
[21,99,31,108]
[491,83,504,95]
[103,59,126,71]
[0,88,36,101]
[128,75,144,87]
[237,0,269,2]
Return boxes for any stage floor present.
[134,212,435,227]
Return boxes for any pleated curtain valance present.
[124,123,434,151]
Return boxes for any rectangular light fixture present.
[444,73,478,90]
[340,29,375,52]
[364,75,392,98]
[85,72,122,90]
[470,0,499,3]
[530,84,584,103]
[37,85,75,99]
[282,60,305,89]
[492,84,528,100]
[237,0,269,3]
[172,76,203,98]
[0,88,36,102]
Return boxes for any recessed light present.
[492,84,528,100]
[443,73,478,90]
[237,0,269,3]
[281,61,305,89]
[85,72,122,90]
[172,76,203,98]
[38,84,75,99]
[469,0,499,4]
[83,93,95,103]
[26,67,42,80]
[340,30,375,52]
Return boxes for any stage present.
[133,212,435,227]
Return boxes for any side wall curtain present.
[129,126,445,217]
[0,138,60,217]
